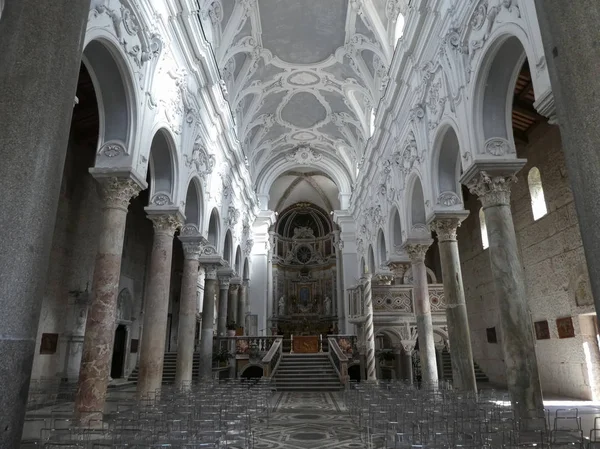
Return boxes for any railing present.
[328,337,349,385]
[261,337,283,377]
[214,335,281,356]
[329,334,358,358]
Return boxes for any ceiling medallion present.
[291,131,317,141]
[287,71,321,86]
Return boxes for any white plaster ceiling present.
[268,172,341,212]
[202,0,399,184]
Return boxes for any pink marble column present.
[175,225,203,389]
[137,212,182,398]
[75,177,142,420]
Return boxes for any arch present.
[234,246,242,275]
[148,129,177,206]
[368,245,376,275]
[479,208,489,250]
[471,29,540,153]
[406,175,426,230]
[240,364,264,379]
[389,206,403,254]
[377,229,387,267]
[82,39,136,152]
[207,208,220,247]
[184,177,203,227]
[433,125,462,204]
[360,256,366,276]
[223,230,233,265]
[242,258,250,280]
[394,13,405,46]
[527,167,548,220]
[375,326,402,346]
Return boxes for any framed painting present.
[40,333,58,354]
[534,320,551,340]
[556,317,575,339]
[298,285,311,308]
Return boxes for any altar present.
[292,335,319,353]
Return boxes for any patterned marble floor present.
[254,392,366,449]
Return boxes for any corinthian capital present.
[466,171,517,208]
[179,224,203,260]
[431,218,461,242]
[405,243,430,263]
[147,213,183,236]
[98,177,142,210]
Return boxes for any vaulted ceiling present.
[201,0,402,187]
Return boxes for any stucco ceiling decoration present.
[202,0,397,184]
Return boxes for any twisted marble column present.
[228,283,240,326]
[175,226,203,389]
[217,276,230,336]
[362,274,377,381]
[200,265,218,378]
[431,218,477,393]
[137,213,182,398]
[75,178,141,419]
[237,280,248,333]
[406,243,438,387]
[466,170,543,419]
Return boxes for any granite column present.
[431,217,477,393]
[175,228,203,389]
[228,283,240,326]
[237,281,248,333]
[0,1,92,444]
[217,276,231,336]
[464,166,543,419]
[199,266,218,378]
[137,212,182,398]
[534,1,600,324]
[406,243,438,387]
[75,178,142,419]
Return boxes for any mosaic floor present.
[255,392,366,449]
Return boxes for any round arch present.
[431,123,463,206]
[242,258,250,280]
[377,228,387,267]
[405,174,427,231]
[223,230,233,265]
[207,208,220,247]
[368,245,376,274]
[82,38,137,157]
[183,176,203,228]
[147,128,177,206]
[234,246,242,274]
[388,206,403,254]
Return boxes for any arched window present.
[479,208,489,250]
[528,167,548,220]
[370,108,376,137]
[394,13,405,47]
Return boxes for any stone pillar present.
[137,212,182,398]
[217,276,231,336]
[267,233,275,332]
[199,266,218,378]
[333,231,345,330]
[361,274,377,381]
[402,346,415,384]
[435,345,444,381]
[237,281,248,333]
[463,166,543,419]
[534,1,600,326]
[406,243,438,387]
[174,228,203,389]
[431,217,477,393]
[393,347,403,380]
[0,1,92,443]
[74,178,141,419]
[228,283,240,326]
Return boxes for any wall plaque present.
[486,327,497,344]
[556,317,575,339]
[40,333,59,354]
[534,320,551,340]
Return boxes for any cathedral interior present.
[2,0,600,447]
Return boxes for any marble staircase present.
[128,352,201,384]
[441,348,489,383]
[273,353,343,391]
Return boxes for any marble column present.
[217,276,231,336]
[199,266,218,378]
[334,232,345,331]
[175,228,203,389]
[228,283,240,326]
[237,280,248,333]
[534,1,600,324]
[362,274,377,381]
[431,217,477,393]
[464,167,543,419]
[137,212,182,398]
[402,346,415,384]
[0,1,92,443]
[75,178,141,419]
[394,347,403,380]
[406,243,438,387]
[267,233,275,331]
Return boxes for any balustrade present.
[261,338,283,377]
[328,337,349,385]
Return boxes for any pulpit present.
[292,335,319,353]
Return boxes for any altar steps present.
[273,353,343,391]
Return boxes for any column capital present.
[219,276,231,288]
[179,224,204,260]
[229,283,240,293]
[242,279,250,287]
[401,340,416,354]
[429,213,468,243]
[146,210,183,237]
[360,273,373,284]
[96,176,143,211]
[404,241,432,263]
[460,160,526,208]
[203,265,218,280]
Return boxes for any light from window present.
[370,108,376,137]
[394,13,405,47]
[479,208,489,250]
[528,167,548,220]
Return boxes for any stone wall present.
[458,122,600,399]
